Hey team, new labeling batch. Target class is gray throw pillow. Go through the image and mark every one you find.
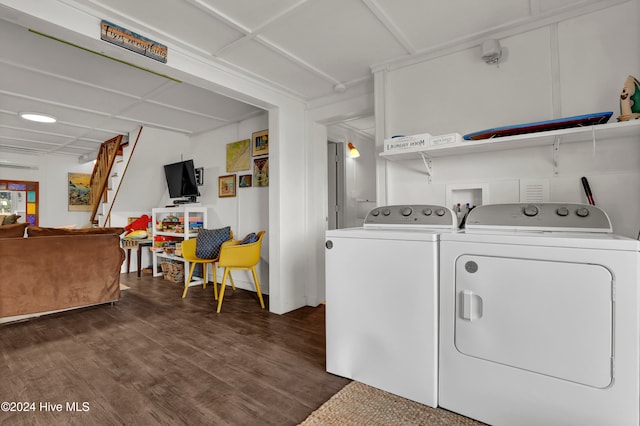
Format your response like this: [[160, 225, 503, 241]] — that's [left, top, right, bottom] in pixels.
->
[[196, 226, 230, 259]]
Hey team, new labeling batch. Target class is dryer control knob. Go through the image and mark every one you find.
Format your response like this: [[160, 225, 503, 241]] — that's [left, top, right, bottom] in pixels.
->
[[556, 207, 570, 216], [400, 207, 412, 216], [422, 208, 433, 216], [435, 209, 446, 216], [370, 209, 380, 216], [576, 207, 590, 217], [523, 205, 539, 217], [382, 209, 391, 216]]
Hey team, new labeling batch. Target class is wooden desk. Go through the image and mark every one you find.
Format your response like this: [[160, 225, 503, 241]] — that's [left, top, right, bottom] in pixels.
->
[[123, 239, 153, 277]]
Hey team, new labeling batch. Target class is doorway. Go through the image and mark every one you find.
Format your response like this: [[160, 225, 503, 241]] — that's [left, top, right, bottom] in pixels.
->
[[327, 141, 345, 230], [0, 180, 39, 225]]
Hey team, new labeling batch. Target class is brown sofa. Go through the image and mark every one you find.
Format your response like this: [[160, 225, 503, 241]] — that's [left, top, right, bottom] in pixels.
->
[[0, 223, 126, 323]]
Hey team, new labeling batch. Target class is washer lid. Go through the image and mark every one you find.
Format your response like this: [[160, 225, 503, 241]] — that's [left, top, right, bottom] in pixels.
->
[[465, 203, 612, 232], [364, 205, 457, 229]]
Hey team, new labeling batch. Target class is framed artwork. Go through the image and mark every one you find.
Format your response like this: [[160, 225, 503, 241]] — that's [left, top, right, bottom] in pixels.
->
[[239, 174, 252, 188], [252, 129, 269, 156], [218, 174, 236, 197], [253, 157, 269, 187], [68, 172, 92, 211], [226, 139, 250, 172]]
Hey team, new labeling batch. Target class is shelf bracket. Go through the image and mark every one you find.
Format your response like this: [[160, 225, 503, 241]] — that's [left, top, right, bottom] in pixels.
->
[[553, 135, 561, 175], [419, 152, 433, 182]]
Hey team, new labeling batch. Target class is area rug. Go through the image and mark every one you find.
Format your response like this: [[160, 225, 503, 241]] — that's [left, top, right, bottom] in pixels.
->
[[299, 381, 485, 425]]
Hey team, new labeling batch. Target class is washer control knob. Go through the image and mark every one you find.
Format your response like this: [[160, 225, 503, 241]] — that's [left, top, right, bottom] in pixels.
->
[[422, 208, 433, 216], [523, 205, 539, 217], [556, 207, 570, 217], [370, 209, 380, 217], [576, 207, 590, 218], [400, 207, 412, 217], [435, 208, 446, 217], [382, 209, 391, 216]]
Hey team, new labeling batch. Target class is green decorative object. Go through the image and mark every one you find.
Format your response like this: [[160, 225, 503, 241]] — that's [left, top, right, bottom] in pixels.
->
[[618, 75, 640, 121]]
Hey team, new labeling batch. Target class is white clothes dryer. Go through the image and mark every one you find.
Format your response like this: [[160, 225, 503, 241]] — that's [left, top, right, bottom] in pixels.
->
[[325, 205, 457, 407], [439, 203, 640, 426]]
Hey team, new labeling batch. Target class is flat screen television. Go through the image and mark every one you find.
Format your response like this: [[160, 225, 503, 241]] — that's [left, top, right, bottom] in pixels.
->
[[163, 159, 199, 202]]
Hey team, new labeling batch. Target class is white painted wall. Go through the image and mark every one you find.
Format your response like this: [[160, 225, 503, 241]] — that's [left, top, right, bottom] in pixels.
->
[[307, 89, 376, 305], [0, 151, 94, 227], [327, 126, 376, 229], [109, 120, 271, 292], [378, 1, 640, 238], [189, 113, 270, 294]]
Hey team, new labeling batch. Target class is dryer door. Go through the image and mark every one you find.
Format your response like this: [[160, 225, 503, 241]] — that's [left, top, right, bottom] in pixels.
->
[[454, 255, 613, 388]]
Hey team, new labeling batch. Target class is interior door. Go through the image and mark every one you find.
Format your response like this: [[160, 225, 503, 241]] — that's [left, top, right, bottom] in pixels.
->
[[454, 254, 613, 388], [327, 142, 344, 230]]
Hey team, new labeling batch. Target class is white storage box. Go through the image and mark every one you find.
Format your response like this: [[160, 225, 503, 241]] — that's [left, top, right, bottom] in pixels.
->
[[384, 133, 431, 154], [429, 133, 462, 146]]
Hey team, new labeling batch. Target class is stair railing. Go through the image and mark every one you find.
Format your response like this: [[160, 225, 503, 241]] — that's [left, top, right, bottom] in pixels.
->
[[89, 135, 123, 226]]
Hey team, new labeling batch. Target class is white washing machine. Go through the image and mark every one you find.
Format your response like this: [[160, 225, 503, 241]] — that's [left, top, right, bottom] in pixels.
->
[[439, 203, 640, 426], [325, 204, 457, 407]]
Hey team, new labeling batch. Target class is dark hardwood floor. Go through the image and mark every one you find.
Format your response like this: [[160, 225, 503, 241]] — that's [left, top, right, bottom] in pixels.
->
[[0, 273, 349, 425]]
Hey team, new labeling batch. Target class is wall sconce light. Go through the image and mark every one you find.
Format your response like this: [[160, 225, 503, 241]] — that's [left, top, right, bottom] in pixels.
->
[[481, 39, 502, 65], [348, 142, 360, 158]]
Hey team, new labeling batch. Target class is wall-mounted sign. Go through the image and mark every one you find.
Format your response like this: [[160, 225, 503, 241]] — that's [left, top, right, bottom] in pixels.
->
[[100, 20, 167, 63]]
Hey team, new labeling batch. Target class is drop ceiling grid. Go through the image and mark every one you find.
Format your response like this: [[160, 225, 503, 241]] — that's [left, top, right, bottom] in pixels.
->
[[118, 102, 228, 135], [197, 0, 304, 32], [374, 0, 533, 51], [219, 39, 335, 100], [257, 0, 407, 83], [146, 83, 262, 121], [83, 0, 245, 55]]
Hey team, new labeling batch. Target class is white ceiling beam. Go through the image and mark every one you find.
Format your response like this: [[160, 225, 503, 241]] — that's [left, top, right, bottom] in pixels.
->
[[361, 0, 416, 55]]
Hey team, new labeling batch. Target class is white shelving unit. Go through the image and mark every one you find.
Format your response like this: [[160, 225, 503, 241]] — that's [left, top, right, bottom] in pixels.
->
[[151, 206, 207, 286], [380, 119, 640, 163]]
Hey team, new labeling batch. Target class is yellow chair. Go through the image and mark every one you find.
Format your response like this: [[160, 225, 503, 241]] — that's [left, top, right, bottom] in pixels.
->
[[180, 231, 232, 299], [216, 231, 266, 313]]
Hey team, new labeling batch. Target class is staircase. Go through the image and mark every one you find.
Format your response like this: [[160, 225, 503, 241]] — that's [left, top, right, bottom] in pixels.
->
[[89, 128, 142, 227]]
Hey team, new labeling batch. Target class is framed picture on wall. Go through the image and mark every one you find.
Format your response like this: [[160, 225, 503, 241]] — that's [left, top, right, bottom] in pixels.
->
[[68, 172, 92, 211], [218, 174, 236, 197], [239, 174, 252, 188], [252, 129, 268, 156], [253, 157, 268, 187], [226, 139, 250, 172]]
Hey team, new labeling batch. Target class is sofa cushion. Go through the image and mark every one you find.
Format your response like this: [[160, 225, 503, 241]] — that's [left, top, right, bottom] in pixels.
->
[[0, 222, 27, 238], [27, 226, 125, 237], [1, 213, 20, 225], [196, 226, 230, 259]]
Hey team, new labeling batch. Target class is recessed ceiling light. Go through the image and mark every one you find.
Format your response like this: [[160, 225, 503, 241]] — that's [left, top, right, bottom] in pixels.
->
[[19, 112, 57, 123]]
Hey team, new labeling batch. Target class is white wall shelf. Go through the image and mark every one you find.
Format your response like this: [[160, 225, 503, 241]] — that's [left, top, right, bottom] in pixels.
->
[[151, 206, 207, 286], [380, 119, 640, 161]]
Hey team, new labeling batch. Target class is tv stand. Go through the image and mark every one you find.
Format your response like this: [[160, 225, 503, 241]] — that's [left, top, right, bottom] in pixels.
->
[[173, 197, 197, 205]]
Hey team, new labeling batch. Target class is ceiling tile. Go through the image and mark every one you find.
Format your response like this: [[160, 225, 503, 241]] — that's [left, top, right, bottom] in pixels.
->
[[375, 0, 531, 51], [1, 21, 171, 96], [220, 40, 335, 99], [198, 0, 303, 30], [259, 0, 407, 82], [120, 102, 228, 134], [1, 63, 143, 114], [88, 0, 244, 54], [148, 82, 263, 120]]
